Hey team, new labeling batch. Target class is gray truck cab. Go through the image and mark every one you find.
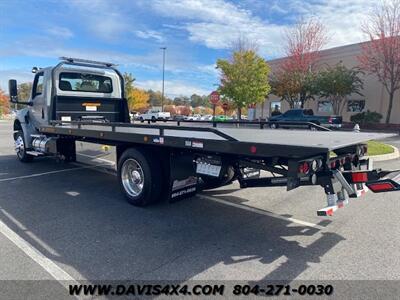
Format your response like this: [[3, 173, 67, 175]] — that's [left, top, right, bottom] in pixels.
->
[[8, 57, 129, 161]]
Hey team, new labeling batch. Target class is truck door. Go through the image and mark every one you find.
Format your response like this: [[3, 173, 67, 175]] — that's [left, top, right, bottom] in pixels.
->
[[30, 72, 46, 128]]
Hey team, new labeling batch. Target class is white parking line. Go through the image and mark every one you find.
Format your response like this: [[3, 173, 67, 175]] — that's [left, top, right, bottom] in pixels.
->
[[0, 163, 112, 183], [0, 218, 80, 288], [198, 194, 321, 228]]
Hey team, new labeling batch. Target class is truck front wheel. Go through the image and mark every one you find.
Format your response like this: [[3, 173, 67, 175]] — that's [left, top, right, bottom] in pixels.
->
[[117, 148, 162, 206], [14, 131, 33, 162]]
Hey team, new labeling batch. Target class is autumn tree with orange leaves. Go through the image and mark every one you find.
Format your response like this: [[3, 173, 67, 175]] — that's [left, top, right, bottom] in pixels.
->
[[127, 88, 149, 112], [358, 0, 400, 123], [0, 88, 10, 116]]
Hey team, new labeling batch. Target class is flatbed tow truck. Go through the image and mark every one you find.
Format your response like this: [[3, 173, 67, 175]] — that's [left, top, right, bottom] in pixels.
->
[[8, 58, 400, 216]]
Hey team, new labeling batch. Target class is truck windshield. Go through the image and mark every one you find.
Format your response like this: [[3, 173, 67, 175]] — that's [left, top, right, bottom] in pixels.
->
[[59, 72, 113, 93]]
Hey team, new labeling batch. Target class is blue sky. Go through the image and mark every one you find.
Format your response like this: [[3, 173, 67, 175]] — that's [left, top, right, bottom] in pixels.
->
[[0, 0, 375, 96]]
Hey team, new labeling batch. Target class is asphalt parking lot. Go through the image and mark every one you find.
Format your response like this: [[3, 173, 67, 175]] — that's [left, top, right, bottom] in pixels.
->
[[0, 119, 400, 297]]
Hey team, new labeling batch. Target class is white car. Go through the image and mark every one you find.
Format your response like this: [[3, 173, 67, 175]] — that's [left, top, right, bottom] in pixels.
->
[[200, 114, 213, 121], [184, 114, 201, 121], [129, 111, 139, 122], [139, 109, 171, 122]]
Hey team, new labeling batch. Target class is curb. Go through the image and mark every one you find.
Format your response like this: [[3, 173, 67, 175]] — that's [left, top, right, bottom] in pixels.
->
[[367, 145, 399, 162]]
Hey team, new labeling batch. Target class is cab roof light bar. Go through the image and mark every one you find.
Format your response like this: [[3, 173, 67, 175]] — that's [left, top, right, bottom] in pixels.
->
[[59, 57, 116, 67]]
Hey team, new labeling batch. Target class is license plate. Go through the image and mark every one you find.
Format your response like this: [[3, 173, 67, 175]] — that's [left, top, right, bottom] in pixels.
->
[[196, 163, 221, 177]]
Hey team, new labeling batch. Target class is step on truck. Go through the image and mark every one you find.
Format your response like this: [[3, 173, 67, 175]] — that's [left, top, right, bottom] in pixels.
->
[[8, 57, 400, 216]]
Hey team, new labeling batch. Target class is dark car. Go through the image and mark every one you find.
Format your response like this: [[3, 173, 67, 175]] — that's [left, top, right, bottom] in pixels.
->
[[268, 109, 342, 129], [173, 115, 185, 121]]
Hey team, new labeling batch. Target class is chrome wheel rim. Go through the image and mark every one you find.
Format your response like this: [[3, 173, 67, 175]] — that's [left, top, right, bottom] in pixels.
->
[[15, 135, 25, 158], [121, 159, 144, 197]]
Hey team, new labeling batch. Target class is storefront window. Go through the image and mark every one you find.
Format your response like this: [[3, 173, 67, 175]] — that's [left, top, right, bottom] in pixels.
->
[[318, 101, 333, 113], [347, 100, 365, 112], [270, 101, 282, 116]]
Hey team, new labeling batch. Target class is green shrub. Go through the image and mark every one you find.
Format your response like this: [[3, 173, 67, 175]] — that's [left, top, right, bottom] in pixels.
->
[[350, 110, 382, 125]]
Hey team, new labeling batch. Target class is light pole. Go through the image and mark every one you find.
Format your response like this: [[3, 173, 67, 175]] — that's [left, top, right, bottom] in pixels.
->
[[160, 47, 166, 112]]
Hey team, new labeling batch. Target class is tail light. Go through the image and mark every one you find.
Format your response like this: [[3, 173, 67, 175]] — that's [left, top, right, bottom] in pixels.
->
[[328, 117, 333, 123], [298, 161, 310, 174], [351, 172, 368, 183]]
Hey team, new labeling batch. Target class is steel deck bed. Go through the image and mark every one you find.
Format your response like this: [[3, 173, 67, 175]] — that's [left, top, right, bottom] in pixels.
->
[[40, 121, 394, 159]]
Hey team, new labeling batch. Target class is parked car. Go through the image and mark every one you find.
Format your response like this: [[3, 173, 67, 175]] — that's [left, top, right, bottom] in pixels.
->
[[139, 109, 171, 122], [213, 115, 228, 122], [185, 114, 201, 121], [173, 115, 185, 121], [200, 114, 213, 121], [129, 111, 139, 122], [268, 109, 342, 129]]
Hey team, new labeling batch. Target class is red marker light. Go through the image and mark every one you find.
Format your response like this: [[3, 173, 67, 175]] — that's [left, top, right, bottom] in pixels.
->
[[351, 172, 368, 183], [298, 162, 310, 174], [367, 182, 395, 192], [250, 145, 257, 154]]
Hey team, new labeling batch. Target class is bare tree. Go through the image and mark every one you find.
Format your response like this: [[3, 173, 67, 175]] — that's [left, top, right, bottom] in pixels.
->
[[230, 35, 259, 53], [358, 0, 400, 123]]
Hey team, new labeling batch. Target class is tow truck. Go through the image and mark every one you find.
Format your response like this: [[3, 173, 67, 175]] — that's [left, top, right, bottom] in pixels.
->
[[8, 57, 400, 216]]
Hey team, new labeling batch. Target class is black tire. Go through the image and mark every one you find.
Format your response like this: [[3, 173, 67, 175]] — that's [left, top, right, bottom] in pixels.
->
[[117, 148, 162, 206], [14, 130, 34, 162], [140, 117, 144, 123], [151, 116, 156, 123], [201, 165, 235, 190], [270, 123, 279, 129]]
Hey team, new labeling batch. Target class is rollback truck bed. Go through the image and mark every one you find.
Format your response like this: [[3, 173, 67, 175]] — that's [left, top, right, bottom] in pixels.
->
[[8, 57, 400, 216]]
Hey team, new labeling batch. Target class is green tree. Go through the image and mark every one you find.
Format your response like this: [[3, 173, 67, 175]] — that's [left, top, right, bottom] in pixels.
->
[[173, 96, 190, 106], [316, 64, 364, 115], [147, 90, 163, 106], [270, 70, 318, 108], [216, 50, 271, 119], [123, 73, 135, 105], [190, 94, 207, 107], [17, 82, 32, 101]]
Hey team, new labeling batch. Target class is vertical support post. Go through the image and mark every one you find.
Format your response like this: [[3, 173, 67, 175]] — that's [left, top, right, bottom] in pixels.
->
[[212, 104, 216, 128], [160, 47, 166, 112]]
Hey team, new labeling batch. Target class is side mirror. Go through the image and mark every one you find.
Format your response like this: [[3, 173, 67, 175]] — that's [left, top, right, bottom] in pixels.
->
[[8, 79, 18, 102]]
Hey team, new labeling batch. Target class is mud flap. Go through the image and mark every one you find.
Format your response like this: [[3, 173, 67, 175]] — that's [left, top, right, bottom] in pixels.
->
[[169, 151, 198, 202]]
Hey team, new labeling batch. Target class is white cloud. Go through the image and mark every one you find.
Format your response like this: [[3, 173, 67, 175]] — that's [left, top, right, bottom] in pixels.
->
[[197, 64, 219, 77], [151, 0, 377, 57], [66, 0, 128, 40], [135, 30, 164, 42], [136, 80, 210, 97], [46, 26, 74, 39], [302, 0, 375, 48], [152, 0, 286, 57]]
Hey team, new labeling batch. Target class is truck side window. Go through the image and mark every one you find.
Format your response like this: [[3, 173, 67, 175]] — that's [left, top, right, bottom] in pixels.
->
[[32, 73, 44, 98]]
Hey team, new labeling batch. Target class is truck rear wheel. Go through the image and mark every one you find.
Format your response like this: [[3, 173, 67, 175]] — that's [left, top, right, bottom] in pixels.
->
[[117, 148, 162, 206], [14, 131, 34, 162]]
